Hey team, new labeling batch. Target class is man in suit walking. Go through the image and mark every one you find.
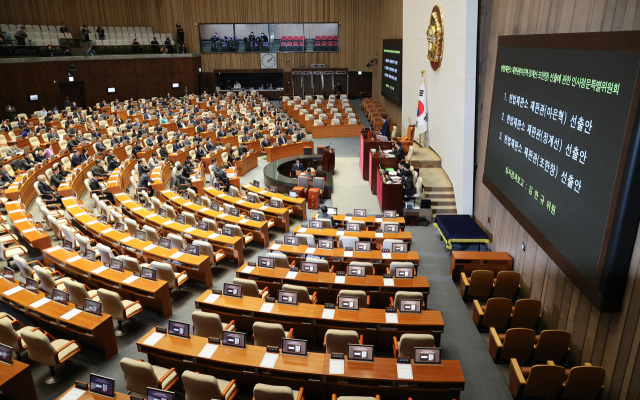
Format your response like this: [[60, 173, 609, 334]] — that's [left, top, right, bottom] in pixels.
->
[[380, 114, 390, 138]]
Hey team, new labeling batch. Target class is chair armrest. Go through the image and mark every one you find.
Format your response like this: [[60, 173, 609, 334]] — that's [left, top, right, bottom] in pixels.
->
[[488, 327, 502, 362], [30, 327, 55, 341], [289, 260, 296, 268], [509, 359, 526, 399], [221, 379, 238, 400], [359, 334, 364, 344], [174, 271, 187, 284], [157, 367, 177, 387], [366, 294, 370, 307], [224, 320, 236, 331], [332, 395, 337, 400], [472, 300, 484, 328], [54, 340, 82, 363], [329, 265, 335, 273], [460, 273, 470, 298], [286, 328, 294, 339], [389, 296, 395, 308], [376, 396, 380, 400], [386, 267, 390, 274], [310, 292, 318, 304], [296, 387, 304, 400], [123, 300, 141, 310], [259, 286, 269, 298], [392, 336, 399, 358]]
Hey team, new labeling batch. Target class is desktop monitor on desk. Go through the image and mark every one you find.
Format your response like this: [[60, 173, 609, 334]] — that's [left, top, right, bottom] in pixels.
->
[[282, 338, 308, 356], [348, 344, 374, 362], [141, 267, 157, 281], [110, 259, 124, 272], [52, 288, 69, 306], [346, 222, 361, 232], [25, 277, 39, 294], [327, 207, 338, 215], [168, 320, 190, 339], [398, 299, 422, 313], [158, 237, 172, 250], [300, 261, 318, 274], [84, 249, 97, 262], [354, 209, 367, 217], [414, 347, 441, 365], [355, 241, 371, 252], [147, 388, 175, 400], [258, 256, 274, 269], [392, 243, 409, 253], [222, 331, 246, 348], [223, 283, 242, 298], [175, 215, 187, 225], [62, 239, 74, 252], [251, 212, 264, 222], [284, 236, 299, 246], [0, 343, 12, 365], [338, 296, 360, 310], [229, 207, 240, 217], [186, 244, 200, 256], [384, 224, 399, 233], [135, 230, 147, 241], [114, 222, 125, 233], [158, 208, 168, 218], [277, 290, 298, 305], [309, 220, 323, 229], [318, 239, 334, 249], [383, 210, 397, 218], [347, 265, 366, 277], [196, 221, 209, 231], [253, 180, 260, 187], [395, 266, 414, 278], [85, 298, 102, 316], [289, 191, 299, 198]]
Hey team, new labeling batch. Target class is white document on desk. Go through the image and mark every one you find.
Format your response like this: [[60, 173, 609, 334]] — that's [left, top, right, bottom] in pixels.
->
[[183, 202, 193, 206], [336, 231, 344, 236], [376, 218, 383, 223], [285, 271, 298, 280], [198, 343, 219, 359], [298, 227, 307, 233], [91, 266, 109, 274], [397, 363, 414, 380], [344, 216, 352, 221], [143, 244, 157, 251], [30, 297, 52, 308], [121, 236, 135, 243], [122, 275, 140, 284], [383, 278, 395, 287], [170, 251, 185, 260], [203, 293, 220, 304], [259, 302, 275, 313], [162, 220, 173, 226], [45, 246, 62, 253], [23, 228, 37, 233], [132, 207, 144, 211], [86, 220, 100, 226], [102, 228, 114, 234], [259, 205, 268, 210], [184, 227, 196, 233], [143, 332, 165, 346], [385, 313, 399, 324], [236, 200, 245, 204], [260, 352, 279, 368], [76, 212, 87, 217], [242, 266, 255, 274], [60, 308, 82, 321], [305, 247, 315, 254], [375, 232, 384, 238], [15, 218, 28, 223], [218, 213, 229, 218], [200, 207, 210, 213], [382, 253, 392, 259], [208, 233, 220, 239], [322, 308, 335, 319], [329, 358, 345, 374], [343, 251, 353, 257], [146, 213, 157, 219], [3, 286, 23, 296], [238, 218, 249, 224], [60, 388, 87, 400], [259, 190, 268, 194], [65, 255, 83, 263], [270, 244, 281, 250], [334, 276, 346, 284]]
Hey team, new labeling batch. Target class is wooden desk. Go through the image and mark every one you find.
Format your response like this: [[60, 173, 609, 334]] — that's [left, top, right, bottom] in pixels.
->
[[268, 242, 419, 271], [360, 132, 393, 181], [0, 359, 37, 400], [115, 193, 244, 266], [195, 292, 444, 346], [235, 150, 259, 177], [450, 251, 513, 280], [42, 246, 173, 319], [136, 328, 464, 400], [107, 158, 135, 194], [61, 197, 213, 287], [236, 263, 429, 308], [5, 201, 52, 250], [242, 184, 307, 220], [168, 144, 196, 166], [0, 278, 118, 359], [204, 186, 291, 232], [57, 159, 95, 198], [292, 225, 412, 247], [56, 386, 129, 400], [265, 141, 314, 162], [369, 151, 399, 195], [377, 168, 404, 215], [311, 124, 364, 138], [318, 213, 406, 229]]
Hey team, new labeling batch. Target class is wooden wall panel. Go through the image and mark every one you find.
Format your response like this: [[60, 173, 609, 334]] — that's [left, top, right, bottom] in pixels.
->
[[0, 0, 402, 124], [0, 56, 199, 116], [475, 0, 640, 398]]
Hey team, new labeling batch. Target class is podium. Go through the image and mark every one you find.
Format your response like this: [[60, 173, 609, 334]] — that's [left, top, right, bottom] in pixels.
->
[[308, 188, 321, 210], [318, 146, 335, 173]]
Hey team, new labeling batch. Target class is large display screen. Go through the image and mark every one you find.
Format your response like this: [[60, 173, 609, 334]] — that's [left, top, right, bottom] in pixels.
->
[[482, 32, 640, 311], [381, 39, 402, 105]]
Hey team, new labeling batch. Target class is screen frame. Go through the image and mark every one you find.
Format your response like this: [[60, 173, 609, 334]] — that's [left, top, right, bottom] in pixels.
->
[[167, 320, 190, 339], [482, 32, 640, 312], [147, 388, 175, 400], [89, 373, 116, 398], [380, 38, 403, 106], [398, 298, 422, 313], [221, 330, 246, 348], [141, 266, 157, 281], [414, 347, 442, 365], [223, 282, 242, 297], [281, 338, 308, 357], [52, 288, 69, 305], [337, 296, 359, 310], [347, 344, 375, 362], [277, 290, 299, 305], [0, 343, 12, 365], [85, 298, 102, 316], [258, 256, 275, 269]]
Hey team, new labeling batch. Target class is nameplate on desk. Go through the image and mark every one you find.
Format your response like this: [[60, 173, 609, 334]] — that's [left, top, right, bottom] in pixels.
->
[[259, 190, 268, 194], [120, 236, 135, 243], [200, 207, 211, 213], [207, 233, 220, 240], [74, 381, 89, 390], [208, 337, 220, 344], [260, 301, 275, 313], [375, 232, 384, 238], [62, 196, 74, 201], [143, 244, 157, 251], [203, 293, 220, 304], [67, 204, 79, 209], [385, 312, 399, 324]]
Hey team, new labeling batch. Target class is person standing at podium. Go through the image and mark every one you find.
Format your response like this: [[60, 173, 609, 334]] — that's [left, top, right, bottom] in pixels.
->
[[291, 158, 304, 177]]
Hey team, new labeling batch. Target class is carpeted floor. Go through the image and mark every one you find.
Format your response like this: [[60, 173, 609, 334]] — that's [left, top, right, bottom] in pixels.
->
[[0, 98, 511, 400]]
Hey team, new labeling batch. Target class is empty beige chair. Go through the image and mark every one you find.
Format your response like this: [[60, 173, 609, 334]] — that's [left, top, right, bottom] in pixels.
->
[[232, 277, 269, 298], [75, 234, 98, 257], [33, 265, 75, 295], [64, 280, 99, 305], [338, 236, 358, 248], [163, 204, 178, 219], [13, 255, 59, 282], [472, 297, 513, 330], [118, 255, 149, 274], [191, 310, 235, 338], [282, 283, 317, 304], [560, 363, 606, 400], [167, 233, 186, 250], [510, 298, 542, 329], [324, 329, 362, 354], [143, 225, 161, 243], [392, 333, 435, 358], [388, 261, 415, 276], [253, 383, 304, 400], [124, 217, 139, 235], [460, 270, 495, 299], [150, 197, 162, 213], [21, 329, 81, 384], [314, 217, 333, 228], [97, 288, 143, 335], [390, 291, 425, 310], [269, 252, 292, 269], [187, 188, 197, 201], [0, 316, 33, 360], [489, 327, 537, 362], [182, 211, 197, 226], [302, 258, 331, 272], [337, 289, 369, 308], [253, 321, 293, 348], [120, 357, 178, 395], [182, 370, 239, 400], [96, 243, 118, 265], [150, 261, 188, 290], [381, 238, 403, 251], [509, 359, 566, 400], [295, 233, 315, 247], [348, 261, 375, 275], [193, 239, 223, 265], [331, 119, 340, 125], [493, 270, 521, 299]]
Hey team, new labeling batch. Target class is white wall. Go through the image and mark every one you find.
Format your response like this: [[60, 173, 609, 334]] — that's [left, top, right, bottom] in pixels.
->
[[402, 0, 477, 214]]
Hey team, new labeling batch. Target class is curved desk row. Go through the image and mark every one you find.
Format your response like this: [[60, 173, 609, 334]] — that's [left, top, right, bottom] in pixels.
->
[[5, 201, 52, 250], [137, 328, 464, 400], [61, 197, 213, 287], [291, 225, 413, 247], [265, 140, 315, 162], [267, 243, 420, 272], [0, 274, 118, 359], [195, 291, 443, 347], [115, 193, 244, 266], [204, 186, 292, 232], [235, 263, 429, 308], [314, 213, 406, 229], [242, 183, 307, 220], [158, 189, 272, 248]]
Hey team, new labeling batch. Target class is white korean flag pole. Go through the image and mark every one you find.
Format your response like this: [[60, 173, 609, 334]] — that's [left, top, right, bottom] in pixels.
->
[[415, 70, 428, 147]]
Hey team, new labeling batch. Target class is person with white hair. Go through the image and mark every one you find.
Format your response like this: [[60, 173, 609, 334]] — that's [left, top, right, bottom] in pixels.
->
[[37, 174, 62, 204]]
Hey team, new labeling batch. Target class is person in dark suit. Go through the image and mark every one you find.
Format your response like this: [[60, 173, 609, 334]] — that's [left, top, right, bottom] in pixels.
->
[[293, 130, 304, 142], [89, 176, 114, 203], [95, 138, 107, 153], [132, 140, 144, 158], [317, 206, 336, 228], [176, 119, 186, 129], [260, 136, 271, 151], [96, 25, 105, 40], [66, 135, 80, 152], [49, 165, 65, 188], [380, 114, 390, 138], [277, 132, 287, 146], [79, 148, 89, 163], [108, 155, 120, 171], [175, 165, 194, 190], [194, 145, 206, 161], [204, 139, 215, 152], [33, 149, 46, 163], [70, 149, 83, 168], [158, 143, 169, 159], [137, 159, 149, 175], [91, 160, 109, 179], [394, 141, 405, 163], [138, 172, 155, 196], [402, 169, 415, 200], [291, 158, 304, 177], [37, 175, 61, 204], [217, 167, 230, 191], [0, 164, 14, 189]]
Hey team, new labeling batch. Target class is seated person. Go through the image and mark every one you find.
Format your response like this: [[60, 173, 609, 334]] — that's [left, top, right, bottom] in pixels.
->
[[48, 165, 65, 189], [91, 159, 109, 179], [317, 205, 336, 228], [108, 155, 121, 171], [89, 175, 114, 203], [0, 164, 14, 189], [175, 165, 194, 190], [37, 175, 62, 204], [137, 171, 155, 197]]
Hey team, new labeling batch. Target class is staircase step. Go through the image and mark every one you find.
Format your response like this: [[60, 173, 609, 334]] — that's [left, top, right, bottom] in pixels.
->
[[429, 199, 456, 206], [423, 190, 455, 199], [432, 205, 457, 215]]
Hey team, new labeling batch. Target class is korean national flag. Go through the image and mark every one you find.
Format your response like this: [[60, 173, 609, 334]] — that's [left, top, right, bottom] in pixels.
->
[[416, 80, 428, 135]]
